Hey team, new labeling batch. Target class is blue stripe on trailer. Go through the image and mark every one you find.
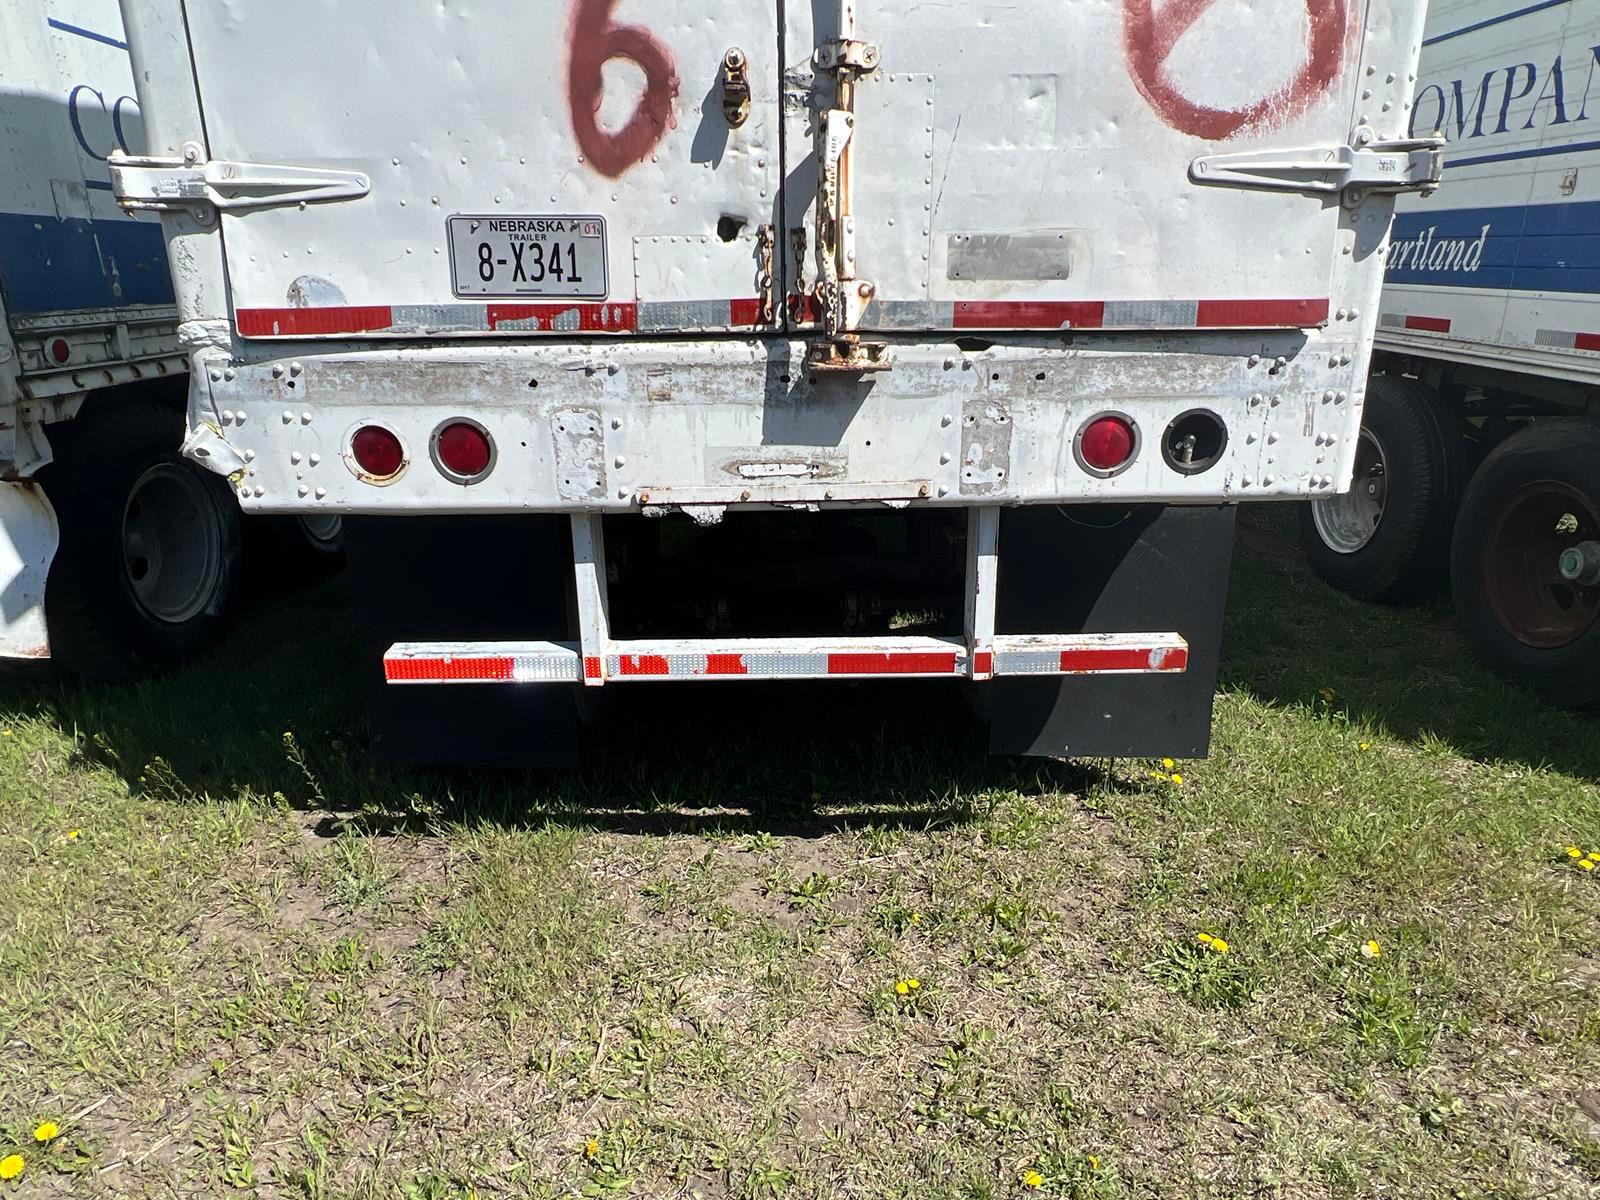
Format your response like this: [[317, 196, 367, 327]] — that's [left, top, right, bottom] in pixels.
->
[[45, 17, 129, 51], [0, 211, 172, 313], [1447, 139, 1600, 171], [1387, 200, 1600, 296]]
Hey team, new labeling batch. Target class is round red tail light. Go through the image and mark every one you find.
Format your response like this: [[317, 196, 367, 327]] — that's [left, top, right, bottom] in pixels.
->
[[432, 420, 494, 482], [1076, 413, 1139, 476], [350, 425, 406, 480]]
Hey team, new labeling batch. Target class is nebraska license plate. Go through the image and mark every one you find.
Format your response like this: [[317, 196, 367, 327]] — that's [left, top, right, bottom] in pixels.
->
[[447, 215, 608, 299]]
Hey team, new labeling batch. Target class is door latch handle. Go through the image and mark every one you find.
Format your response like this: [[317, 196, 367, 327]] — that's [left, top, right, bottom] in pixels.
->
[[721, 48, 751, 128]]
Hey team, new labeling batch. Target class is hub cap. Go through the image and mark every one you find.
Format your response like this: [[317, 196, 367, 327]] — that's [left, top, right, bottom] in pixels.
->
[[122, 462, 226, 624], [1312, 427, 1387, 554], [1485, 482, 1600, 649]]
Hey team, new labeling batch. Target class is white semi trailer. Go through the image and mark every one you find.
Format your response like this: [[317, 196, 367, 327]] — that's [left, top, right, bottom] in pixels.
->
[[1302, 0, 1600, 710], [101, 0, 1436, 765], [0, 0, 340, 678]]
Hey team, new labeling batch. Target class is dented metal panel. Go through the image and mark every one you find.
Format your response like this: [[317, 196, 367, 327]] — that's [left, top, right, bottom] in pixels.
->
[[0, 481, 58, 660]]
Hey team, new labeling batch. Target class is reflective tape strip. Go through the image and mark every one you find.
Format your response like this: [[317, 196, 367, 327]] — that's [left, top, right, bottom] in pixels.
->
[[1401, 314, 1452, 333], [946, 298, 1329, 331], [385, 634, 1187, 684], [990, 635, 1189, 677], [1537, 328, 1600, 351], [237, 300, 761, 338]]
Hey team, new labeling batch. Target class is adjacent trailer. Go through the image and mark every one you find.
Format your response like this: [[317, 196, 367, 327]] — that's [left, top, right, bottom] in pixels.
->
[[113, 0, 1436, 763], [0, 0, 342, 677], [1303, 0, 1600, 709]]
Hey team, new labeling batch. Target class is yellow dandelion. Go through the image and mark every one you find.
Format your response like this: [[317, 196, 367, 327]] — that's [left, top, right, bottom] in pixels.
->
[[1022, 1169, 1044, 1189], [1569, 847, 1585, 859], [909, 912, 922, 925], [1170, 773, 1185, 785], [1161, 757, 1175, 770], [65, 830, 80, 841], [32, 1122, 58, 1143], [1197, 932, 1215, 946], [584, 1138, 599, 1159], [1, 728, 11, 737], [1358, 741, 1373, 752], [1589, 851, 1600, 863], [1209, 938, 1230, 954], [1580, 860, 1596, 873], [1360, 939, 1381, 959], [907, 978, 922, 990], [1148, 770, 1169, 781], [1088, 1155, 1100, 1171], [0, 1155, 23, 1181], [895, 980, 910, 996]]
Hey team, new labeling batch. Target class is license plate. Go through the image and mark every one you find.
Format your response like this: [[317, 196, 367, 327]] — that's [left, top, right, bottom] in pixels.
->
[[447, 215, 608, 300]]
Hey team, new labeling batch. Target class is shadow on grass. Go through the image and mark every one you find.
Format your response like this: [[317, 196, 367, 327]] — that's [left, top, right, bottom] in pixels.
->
[[2, 506, 1593, 825], [1225, 508, 1600, 782], [0, 573, 1091, 835]]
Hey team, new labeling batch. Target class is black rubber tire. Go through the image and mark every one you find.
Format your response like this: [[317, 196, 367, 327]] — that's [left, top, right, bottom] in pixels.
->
[[1298, 374, 1463, 602], [1450, 419, 1600, 711], [40, 399, 242, 680]]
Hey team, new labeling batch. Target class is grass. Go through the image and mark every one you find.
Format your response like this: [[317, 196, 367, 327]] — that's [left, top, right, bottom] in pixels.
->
[[1, 507, 1599, 1198]]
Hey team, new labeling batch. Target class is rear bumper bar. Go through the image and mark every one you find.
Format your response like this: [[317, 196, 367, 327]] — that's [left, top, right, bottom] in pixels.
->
[[383, 632, 1190, 686]]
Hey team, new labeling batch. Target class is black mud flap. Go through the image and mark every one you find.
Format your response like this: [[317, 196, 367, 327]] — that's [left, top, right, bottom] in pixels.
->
[[989, 504, 1236, 760], [344, 516, 578, 768]]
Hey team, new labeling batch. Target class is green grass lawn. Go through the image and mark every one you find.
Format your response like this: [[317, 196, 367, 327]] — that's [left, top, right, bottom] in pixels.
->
[[2, 509, 1599, 1199]]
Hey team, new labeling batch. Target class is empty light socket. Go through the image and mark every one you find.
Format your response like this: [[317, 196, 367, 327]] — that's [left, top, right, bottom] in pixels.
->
[[1162, 410, 1228, 476]]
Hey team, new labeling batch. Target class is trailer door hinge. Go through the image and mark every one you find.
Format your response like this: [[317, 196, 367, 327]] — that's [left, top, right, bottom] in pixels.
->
[[110, 144, 371, 219], [1189, 129, 1445, 204]]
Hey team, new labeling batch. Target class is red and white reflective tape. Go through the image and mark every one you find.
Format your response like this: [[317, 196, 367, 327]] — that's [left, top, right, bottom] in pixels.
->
[[238, 296, 1329, 339], [383, 633, 1189, 685], [1536, 328, 1600, 353], [1381, 312, 1452, 334]]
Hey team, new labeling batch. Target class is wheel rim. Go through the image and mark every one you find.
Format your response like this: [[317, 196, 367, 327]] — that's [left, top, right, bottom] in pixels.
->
[[297, 514, 344, 551], [121, 462, 226, 624], [1483, 481, 1600, 649], [1312, 427, 1388, 554]]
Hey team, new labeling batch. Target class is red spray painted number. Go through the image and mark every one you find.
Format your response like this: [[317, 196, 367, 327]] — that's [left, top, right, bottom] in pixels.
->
[[1124, 0, 1347, 140], [567, 0, 681, 177]]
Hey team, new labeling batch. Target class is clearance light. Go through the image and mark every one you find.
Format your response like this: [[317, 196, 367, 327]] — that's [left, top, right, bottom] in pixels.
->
[[1076, 413, 1139, 476]]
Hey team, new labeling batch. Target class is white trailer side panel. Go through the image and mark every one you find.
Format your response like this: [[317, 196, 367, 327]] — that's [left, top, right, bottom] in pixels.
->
[[1380, 0, 1600, 384]]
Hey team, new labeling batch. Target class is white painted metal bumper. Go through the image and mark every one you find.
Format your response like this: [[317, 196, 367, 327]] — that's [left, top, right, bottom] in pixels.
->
[[193, 332, 1368, 516], [0, 482, 58, 661], [383, 633, 1190, 685]]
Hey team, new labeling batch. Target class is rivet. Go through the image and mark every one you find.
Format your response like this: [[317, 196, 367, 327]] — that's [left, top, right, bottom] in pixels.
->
[[209, 369, 222, 382], [941, 414, 953, 426], [314, 487, 326, 500], [1336, 391, 1348, 404], [1323, 390, 1335, 403], [1264, 475, 1276, 486], [1336, 308, 1349, 321], [309, 453, 321, 466], [617, 487, 629, 499], [740, 490, 751, 501], [235, 411, 247, 425], [1348, 308, 1360, 320], [938, 484, 950, 497], [611, 418, 622, 430], [614, 456, 626, 468], [1250, 393, 1263, 405], [289, 362, 303, 377], [291, 450, 303, 464], [1242, 475, 1255, 487], [223, 368, 236, 381], [1248, 354, 1261, 367], [1270, 395, 1281, 407], [1267, 432, 1279, 445], [939, 451, 952, 464], [220, 409, 234, 424], [301, 412, 312, 424], [1246, 433, 1257, 445], [272, 364, 285, 378], [253, 486, 265, 497], [298, 485, 309, 497], [243, 448, 256, 462], [237, 486, 249, 499], [282, 410, 294, 423]]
